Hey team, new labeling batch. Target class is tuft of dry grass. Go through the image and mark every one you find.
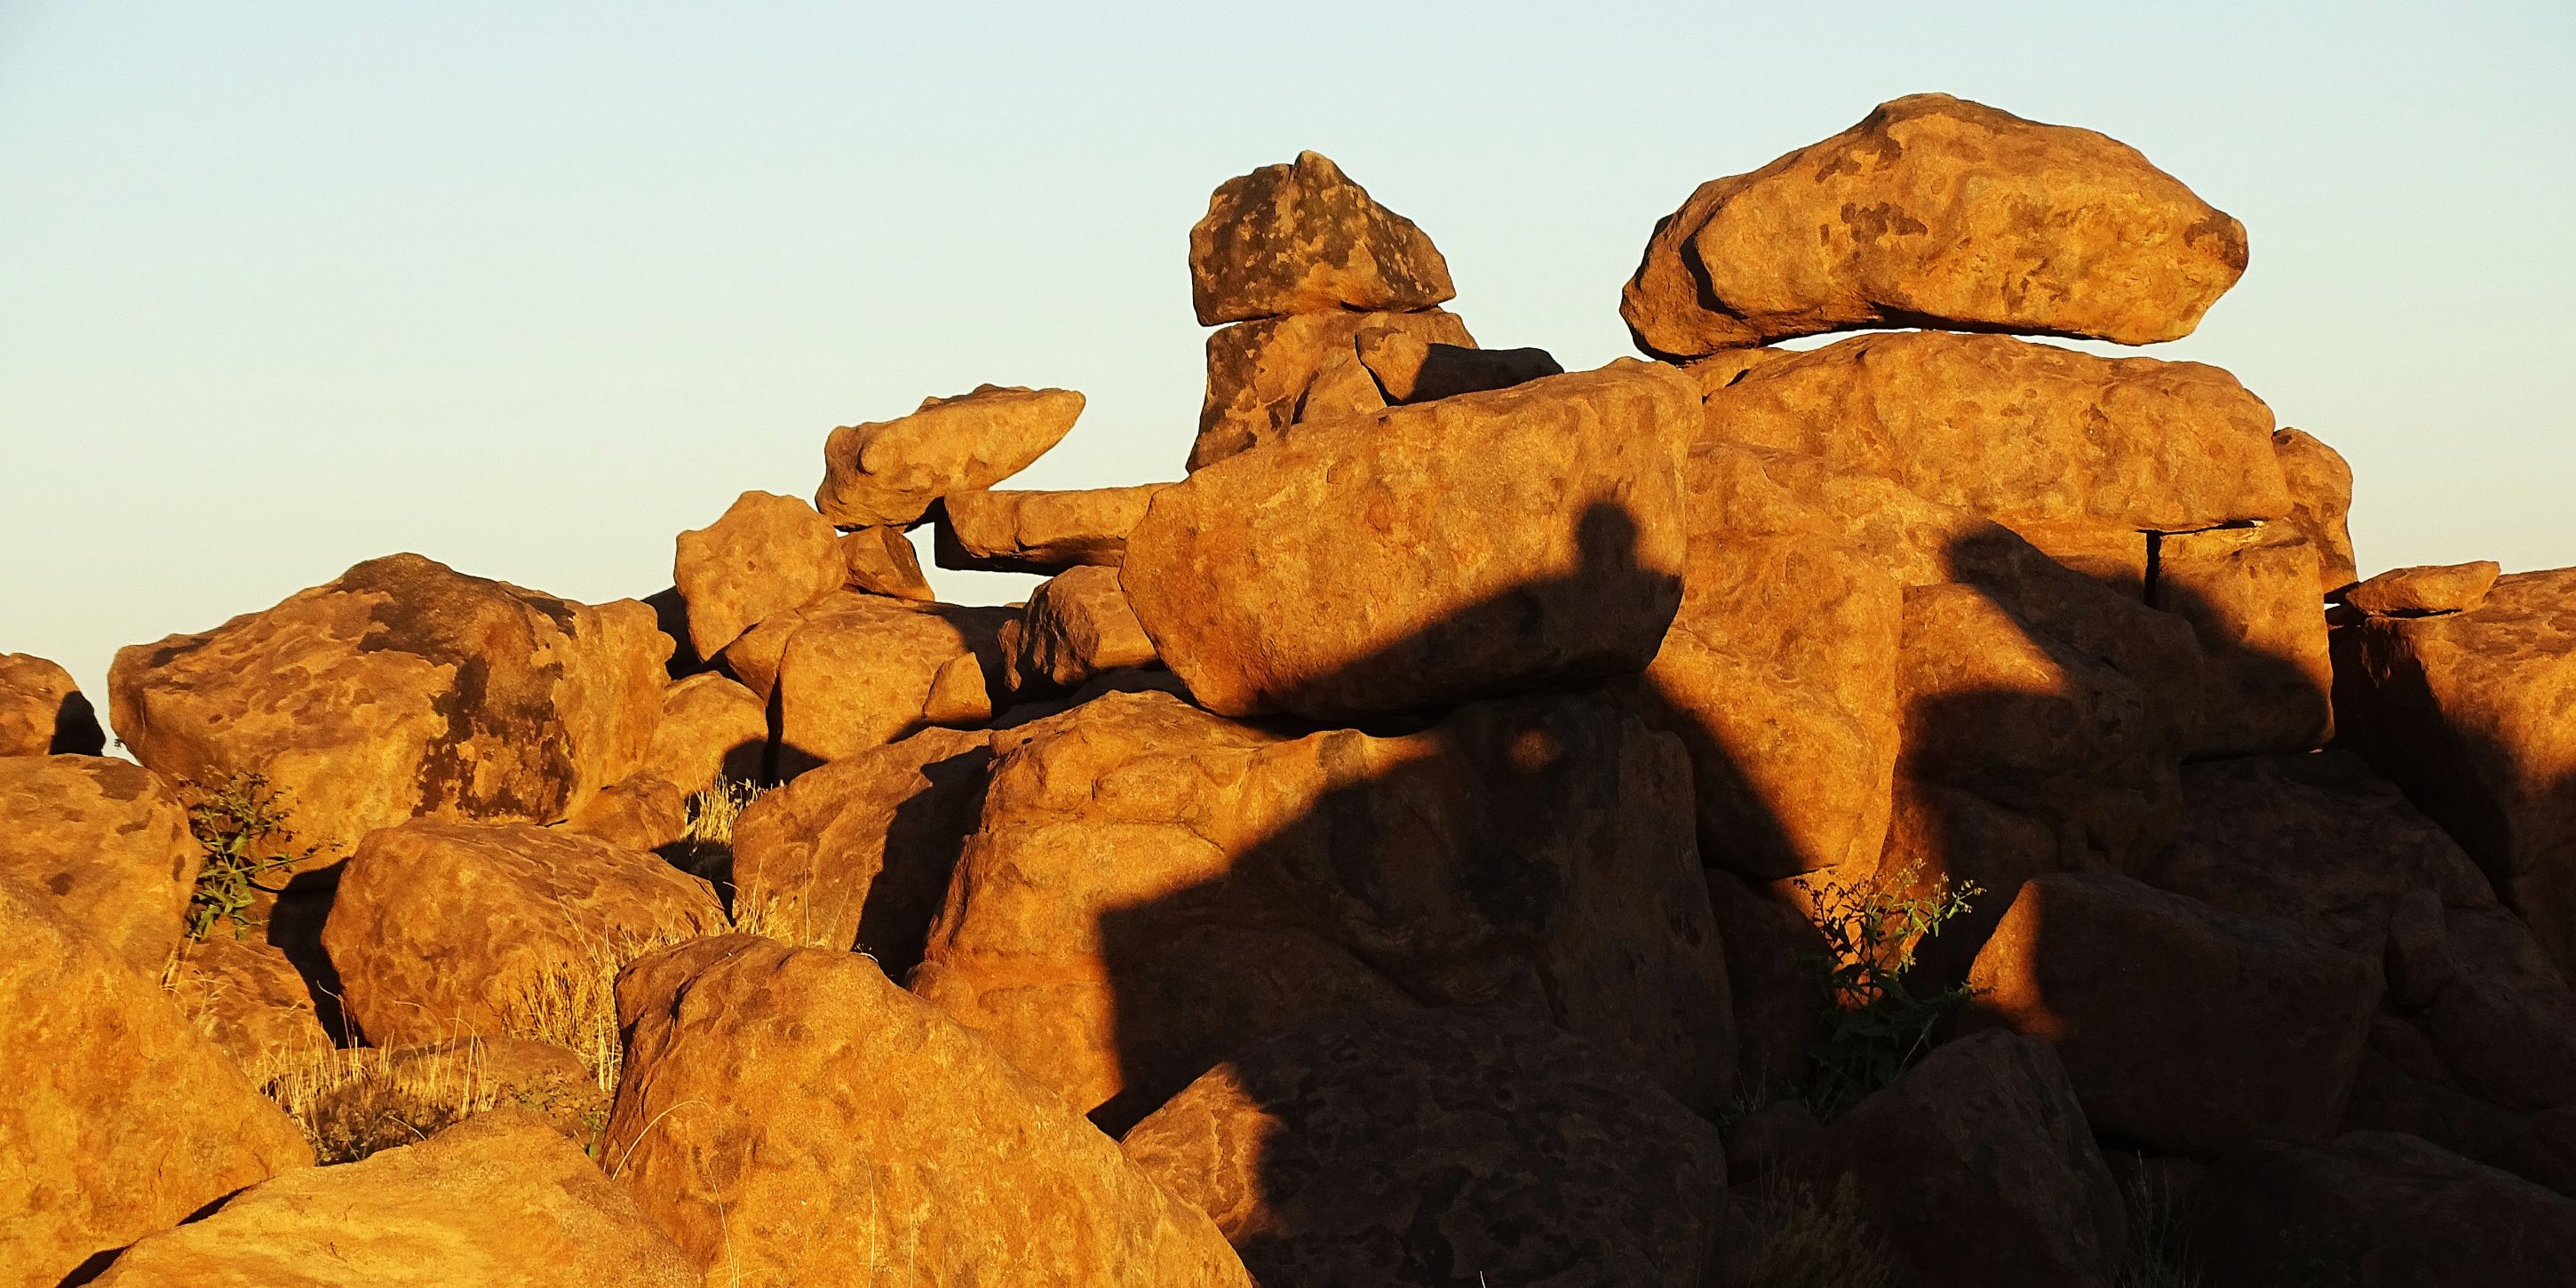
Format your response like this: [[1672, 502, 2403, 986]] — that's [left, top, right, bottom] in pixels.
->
[[262, 1043, 506, 1165], [1732, 1173, 1902, 1288], [664, 776, 766, 886], [2116, 1162, 2202, 1288], [503, 928, 704, 1094]]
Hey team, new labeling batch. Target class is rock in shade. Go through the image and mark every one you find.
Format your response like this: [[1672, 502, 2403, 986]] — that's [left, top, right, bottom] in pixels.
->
[[603, 935, 1255, 1287], [90, 1108, 699, 1288], [771, 597, 1010, 773], [671, 490, 844, 660], [1620, 93, 2246, 356], [815, 384, 1084, 529], [1354, 327, 1564, 402], [636, 672, 767, 796], [1007, 565, 1159, 695], [1964, 871, 2379, 1154], [0, 878, 313, 1288], [321, 818, 726, 1046], [0, 652, 103, 757], [110, 553, 668, 858], [1123, 1007, 1731, 1288], [2183, 1132, 2576, 1288], [1188, 150, 1455, 326], [1194, 307, 1474, 472], [0, 755, 198, 974], [934, 483, 1170, 574], [838, 523, 937, 600], [2342, 560, 2502, 617], [1126, 360, 1697, 720], [2153, 522, 2334, 756], [2272, 426, 2359, 592]]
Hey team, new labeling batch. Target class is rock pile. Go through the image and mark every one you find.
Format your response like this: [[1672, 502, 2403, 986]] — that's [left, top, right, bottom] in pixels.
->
[[5, 94, 2572, 1286]]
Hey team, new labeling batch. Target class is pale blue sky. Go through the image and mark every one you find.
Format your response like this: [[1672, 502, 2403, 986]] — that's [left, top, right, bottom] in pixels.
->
[[4, 3, 2571, 705]]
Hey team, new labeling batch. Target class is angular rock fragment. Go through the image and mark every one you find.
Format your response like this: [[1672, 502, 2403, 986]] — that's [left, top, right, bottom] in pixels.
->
[[2342, 560, 2501, 617], [0, 755, 198, 974], [1007, 565, 1159, 694], [838, 523, 936, 600], [1189, 150, 1454, 325], [935, 483, 1168, 574], [771, 597, 1009, 772], [1194, 307, 1474, 471], [2185, 1132, 2576, 1288], [636, 672, 767, 795], [671, 489, 843, 659], [0, 651, 103, 757], [2272, 426, 2358, 592], [2153, 522, 2333, 755], [815, 384, 1083, 529], [560, 773, 687, 853]]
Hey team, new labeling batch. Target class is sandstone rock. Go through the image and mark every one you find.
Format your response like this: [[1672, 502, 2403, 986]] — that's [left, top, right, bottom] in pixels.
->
[[815, 384, 1084, 529], [1621, 93, 2246, 356], [1704, 870, 1825, 1093], [91, 1107, 697, 1287], [636, 672, 767, 795], [2333, 568, 2576, 971], [1129, 360, 1697, 720], [1189, 150, 1454, 326], [1009, 566, 1159, 694], [2185, 1131, 2576, 1287], [321, 818, 725, 1046], [560, 774, 687, 853], [604, 934, 1253, 1286], [1194, 307, 1474, 471], [728, 726, 990, 970], [1776, 1030, 2128, 1288], [671, 490, 843, 660], [2153, 522, 2333, 755], [1965, 871, 2378, 1153], [935, 483, 1169, 574], [111, 554, 667, 858], [164, 930, 336, 1079], [0, 651, 103, 756], [1354, 327, 1563, 402], [1697, 331, 2291, 539], [713, 592, 842, 701], [0, 878, 312, 1288], [911, 690, 1730, 1129], [1293, 342, 1389, 424], [2344, 560, 2502, 617], [838, 523, 936, 600], [2273, 426, 2359, 592], [0, 755, 197, 974], [772, 597, 1009, 773], [1124, 1007, 1730, 1288]]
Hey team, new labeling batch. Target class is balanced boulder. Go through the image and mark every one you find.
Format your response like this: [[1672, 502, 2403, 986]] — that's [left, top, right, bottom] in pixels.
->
[[2343, 560, 2502, 617], [0, 755, 197, 973], [815, 384, 1083, 529], [0, 651, 103, 756], [1189, 150, 1453, 326], [935, 482, 1170, 574], [671, 489, 843, 659]]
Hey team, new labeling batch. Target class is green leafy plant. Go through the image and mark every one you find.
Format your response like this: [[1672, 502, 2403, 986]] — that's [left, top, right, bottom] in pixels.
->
[[180, 772, 318, 942], [1793, 860, 1982, 1117]]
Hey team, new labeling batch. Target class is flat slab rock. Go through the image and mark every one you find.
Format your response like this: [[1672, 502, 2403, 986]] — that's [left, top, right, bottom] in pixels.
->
[[1188, 150, 1454, 326], [815, 384, 1082, 529], [934, 482, 1169, 575], [2342, 560, 2501, 616]]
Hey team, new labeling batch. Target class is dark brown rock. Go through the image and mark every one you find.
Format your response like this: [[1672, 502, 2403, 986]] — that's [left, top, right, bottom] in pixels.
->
[[1194, 307, 1474, 472], [0, 652, 103, 757], [815, 384, 1084, 529], [670, 489, 843, 660], [2344, 560, 2503, 617], [0, 755, 197, 974], [934, 483, 1169, 574], [1189, 150, 1454, 326], [2185, 1131, 2576, 1287]]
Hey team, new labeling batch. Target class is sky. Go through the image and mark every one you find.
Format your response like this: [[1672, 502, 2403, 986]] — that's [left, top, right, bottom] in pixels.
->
[[4, 3, 2572, 710]]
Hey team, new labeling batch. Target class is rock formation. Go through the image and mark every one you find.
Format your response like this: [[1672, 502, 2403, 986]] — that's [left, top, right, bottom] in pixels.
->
[[0, 652, 103, 757]]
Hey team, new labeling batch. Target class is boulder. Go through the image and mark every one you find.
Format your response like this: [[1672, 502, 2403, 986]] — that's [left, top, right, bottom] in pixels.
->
[[0, 651, 103, 756], [0, 755, 197, 973], [2185, 1132, 2576, 1288], [1620, 93, 2246, 356], [90, 1108, 698, 1287], [1354, 328, 1564, 402], [164, 930, 337, 1079], [2344, 1032, 2576, 1196], [838, 523, 936, 600], [2152, 522, 2334, 755], [728, 726, 990, 970], [815, 384, 1084, 529], [635, 672, 767, 796], [1188, 150, 1454, 326], [935, 483, 1170, 574], [1964, 871, 2379, 1154], [1194, 307, 1474, 471], [603, 935, 1254, 1286], [321, 818, 726, 1046], [110, 553, 668, 858], [1007, 565, 1159, 694], [2272, 426, 2359, 592], [559, 774, 687, 853], [1124, 1007, 1730, 1288], [1774, 1030, 2128, 1288], [1127, 360, 1697, 720], [2333, 567, 2576, 971], [0, 878, 312, 1288], [670, 489, 843, 660], [911, 690, 1730, 1130], [772, 597, 1010, 773], [2344, 560, 2502, 617], [1703, 870, 1825, 1093]]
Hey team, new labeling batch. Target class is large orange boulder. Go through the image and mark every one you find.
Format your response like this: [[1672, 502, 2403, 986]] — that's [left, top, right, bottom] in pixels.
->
[[1126, 361, 1697, 720], [1188, 150, 1453, 326], [935, 483, 1170, 574], [1965, 872, 2378, 1153], [2273, 426, 2359, 592], [604, 935, 1254, 1286], [0, 652, 103, 756], [0, 878, 313, 1288], [1194, 307, 1475, 471], [1124, 1007, 1730, 1288], [772, 597, 1009, 772], [90, 1108, 698, 1287], [109, 554, 668, 858], [670, 489, 843, 659], [321, 818, 725, 1046], [911, 690, 1729, 1130], [1621, 93, 2246, 356], [815, 384, 1083, 529], [635, 672, 767, 795], [0, 755, 197, 973], [2152, 522, 2334, 756], [1006, 565, 1159, 695], [164, 929, 338, 1078]]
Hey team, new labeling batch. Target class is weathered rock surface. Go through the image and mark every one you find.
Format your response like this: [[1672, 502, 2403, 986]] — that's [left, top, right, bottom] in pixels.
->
[[1965, 871, 2378, 1153], [111, 554, 668, 857], [935, 483, 1170, 574], [1124, 1007, 1730, 1288], [165, 930, 337, 1077], [1, 878, 313, 1288], [2344, 560, 2501, 617], [636, 672, 767, 795], [2333, 568, 2576, 971], [815, 384, 1084, 529], [1129, 360, 1697, 720], [728, 726, 990, 970], [1703, 870, 1825, 1093], [0, 652, 103, 756], [0, 754, 198, 973], [1776, 1030, 2128, 1288], [2185, 1131, 2576, 1288], [2153, 522, 2333, 756], [1189, 150, 1453, 326], [321, 818, 725, 1046], [2273, 426, 2359, 592], [911, 690, 1730, 1130], [605, 935, 1254, 1286], [838, 523, 936, 600], [1194, 307, 1474, 471], [1621, 93, 2246, 356], [2344, 1022, 2576, 1196], [671, 489, 843, 660], [91, 1108, 698, 1288], [560, 773, 687, 853], [1007, 565, 1159, 694], [1355, 327, 1563, 402], [772, 597, 1009, 773]]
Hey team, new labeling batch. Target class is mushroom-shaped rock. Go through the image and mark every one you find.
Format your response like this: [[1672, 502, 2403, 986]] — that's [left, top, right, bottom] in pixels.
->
[[771, 597, 1009, 773], [603, 935, 1255, 1286], [2273, 426, 2359, 593], [1123, 1007, 1730, 1288], [1007, 565, 1159, 695], [934, 483, 1170, 575], [1195, 307, 1474, 472], [2343, 561, 2503, 617], [1621, 93, 2246, 356], [671, 489, 844, 659], [1189, 150, 1455, 326], [636, 672, 767, 796], [0, 652, 103, 757], [815, 384, 1083, 529], [0, 755, 198, 973]]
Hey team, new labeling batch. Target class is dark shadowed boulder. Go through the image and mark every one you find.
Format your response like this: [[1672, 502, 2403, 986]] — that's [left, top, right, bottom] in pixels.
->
[[2185, 1132, 2576, 1288]]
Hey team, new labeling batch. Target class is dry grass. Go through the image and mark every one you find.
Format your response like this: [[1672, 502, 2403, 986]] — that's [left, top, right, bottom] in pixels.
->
[[664, 776, 766, 885], [1733, 1173, 1902, 1288], [503, 927, 705, 1094], [262, 1042, 509, 1165], [2116, 1163, 2201, 1288]]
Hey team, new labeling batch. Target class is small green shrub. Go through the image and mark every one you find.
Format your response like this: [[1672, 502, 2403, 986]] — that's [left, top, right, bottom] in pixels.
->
[[1793, 860, 1982, 1117], [180, 772, 319, 942]]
